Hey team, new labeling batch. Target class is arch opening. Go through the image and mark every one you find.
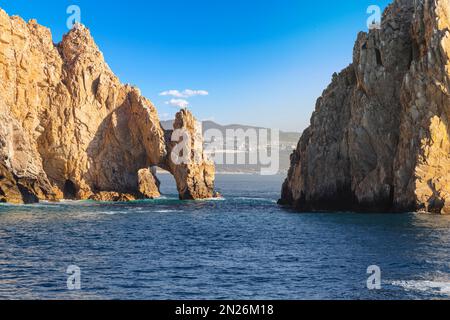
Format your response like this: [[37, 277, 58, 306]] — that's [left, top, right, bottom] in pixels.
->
[[152, 166, 178, 197]]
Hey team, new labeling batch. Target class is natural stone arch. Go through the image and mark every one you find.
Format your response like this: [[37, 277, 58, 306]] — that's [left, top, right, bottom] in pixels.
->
[[0, 10, 216, 203]]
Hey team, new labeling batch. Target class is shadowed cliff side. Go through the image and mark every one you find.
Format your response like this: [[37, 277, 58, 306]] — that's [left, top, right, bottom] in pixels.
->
[[0, 8, 215, 203], [280, 0, 450, 214]]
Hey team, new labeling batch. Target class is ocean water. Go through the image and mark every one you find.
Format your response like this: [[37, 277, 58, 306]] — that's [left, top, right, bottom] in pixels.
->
[[0, 174, 449, 300]]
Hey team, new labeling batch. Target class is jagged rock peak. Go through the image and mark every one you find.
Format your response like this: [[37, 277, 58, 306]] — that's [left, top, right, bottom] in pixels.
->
[[0, 7, 215, 203], [280, 0, 450, 214]]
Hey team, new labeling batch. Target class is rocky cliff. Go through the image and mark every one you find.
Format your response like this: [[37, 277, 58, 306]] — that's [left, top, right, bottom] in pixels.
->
[[0, 8, 215, 204], [280, 0, 450, 214]]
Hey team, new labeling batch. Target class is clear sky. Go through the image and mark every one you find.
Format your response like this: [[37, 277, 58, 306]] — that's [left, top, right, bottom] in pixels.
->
[[0, 0, 391, 132]]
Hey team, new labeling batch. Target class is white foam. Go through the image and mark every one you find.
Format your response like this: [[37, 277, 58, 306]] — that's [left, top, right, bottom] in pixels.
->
[[392, 280, 450, 296], [97, 211, 118, 215], [195, 197, 226, 202], [0, 202, 61, 208]]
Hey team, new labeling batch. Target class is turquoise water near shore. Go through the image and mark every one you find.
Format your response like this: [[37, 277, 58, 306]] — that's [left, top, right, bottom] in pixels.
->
[[0, 174, 449, 299]]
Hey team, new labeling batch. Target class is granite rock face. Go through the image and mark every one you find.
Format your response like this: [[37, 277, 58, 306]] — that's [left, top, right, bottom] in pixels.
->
[[0, 8, 215, 203], [280, 0, 450, 214], [165, 110, 216, 200]]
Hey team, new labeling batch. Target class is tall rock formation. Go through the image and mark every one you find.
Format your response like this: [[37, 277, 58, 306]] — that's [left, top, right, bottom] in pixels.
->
[[0, 8, 215, 204], [280, 0, 450, 214], [165, 110, 216, 199]]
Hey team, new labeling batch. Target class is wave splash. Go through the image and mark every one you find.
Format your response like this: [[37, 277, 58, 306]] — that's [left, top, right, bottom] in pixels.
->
[[392, 280, 450, 296]]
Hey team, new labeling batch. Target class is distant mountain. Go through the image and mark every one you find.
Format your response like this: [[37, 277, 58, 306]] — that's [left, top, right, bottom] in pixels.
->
[[161, 120, 300, 142], [161, 120, 301, 174]]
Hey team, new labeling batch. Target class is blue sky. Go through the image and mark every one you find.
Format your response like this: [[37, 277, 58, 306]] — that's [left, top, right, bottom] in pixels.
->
[[0, 0, 391, 131]]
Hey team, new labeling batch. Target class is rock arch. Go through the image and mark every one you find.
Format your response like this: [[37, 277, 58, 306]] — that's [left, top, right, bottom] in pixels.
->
[[0, 9, 215, 203]]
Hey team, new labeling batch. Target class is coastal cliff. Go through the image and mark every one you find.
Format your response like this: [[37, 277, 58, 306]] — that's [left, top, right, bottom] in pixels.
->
[[280, 0, 450, 214], [0, 8, 215, 204]]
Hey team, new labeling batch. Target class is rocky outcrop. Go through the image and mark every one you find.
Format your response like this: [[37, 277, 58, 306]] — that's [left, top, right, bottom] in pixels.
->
[[165, 110, 216, 199], [280, 0, 450, 214], [138, 168, 161, 199], [0, 8, 215, 203], [0, 161, 39, 204]]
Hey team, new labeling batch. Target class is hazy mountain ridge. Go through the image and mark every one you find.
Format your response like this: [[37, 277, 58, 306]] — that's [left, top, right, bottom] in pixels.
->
[[161, 120, 301, 174]]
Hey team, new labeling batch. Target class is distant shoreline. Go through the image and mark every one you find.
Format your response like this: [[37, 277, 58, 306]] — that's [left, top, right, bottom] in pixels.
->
[[156, 170, 286, 176]]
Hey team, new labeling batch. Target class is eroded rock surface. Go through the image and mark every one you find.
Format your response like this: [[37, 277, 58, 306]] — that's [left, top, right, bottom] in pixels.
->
[[280, 0, 450, 214], [138, 168, 161, 199], [165, 110, 216, 200], [0, 8, 215, 203]]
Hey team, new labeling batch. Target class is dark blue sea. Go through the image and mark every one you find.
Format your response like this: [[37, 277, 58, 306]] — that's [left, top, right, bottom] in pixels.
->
[[0, 174, 449, 300]]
